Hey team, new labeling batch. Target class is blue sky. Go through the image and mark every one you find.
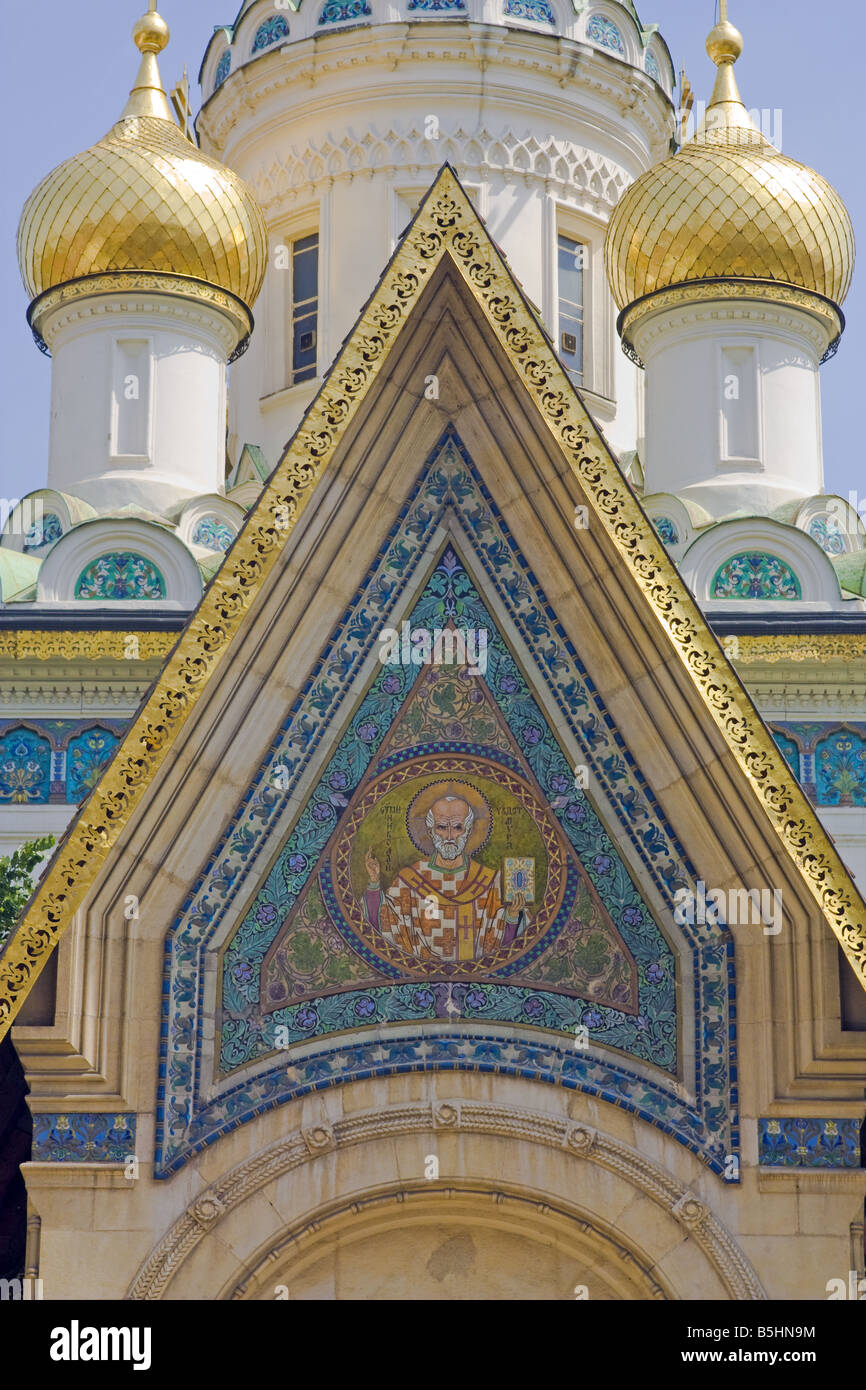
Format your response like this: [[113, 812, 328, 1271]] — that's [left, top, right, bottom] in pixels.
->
[[0, 1, 860, 508]]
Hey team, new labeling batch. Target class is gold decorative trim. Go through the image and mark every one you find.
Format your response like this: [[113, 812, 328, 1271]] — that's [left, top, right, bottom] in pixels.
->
[[1, 166, 864, 1039], [28, 271, 253, 358], [0, 630, 177, 662], [729, 634, 866, 665], [619, 279, 844, 367]]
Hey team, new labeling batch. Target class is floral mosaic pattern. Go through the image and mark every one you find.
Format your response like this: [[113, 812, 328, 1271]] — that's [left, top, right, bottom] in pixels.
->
[[770, 722, 866, 807], [155, 431, 736, 1178], [215, 51, 231, 87], [586, 14, 625, 54], [252, 15, 289, 51], [0, 719, 128, 804], [66, 727, 121, 804], [711, 552, 802, 601], [319, 0, 371, 22], [645, 48, 660, 81], [808, 515, 845, 555], [0, 728, 51, 803], [758, 1117, 860, 1169], [653, 516, 679, 546], [408, 0, 466, 8], [23, 512, 63, 552], [504, 0, 555, 22], [816, 728, 866, 807], [192, 516, 235, 552], [74, 552, 166, 601], [32, 1113, 136, 1163]]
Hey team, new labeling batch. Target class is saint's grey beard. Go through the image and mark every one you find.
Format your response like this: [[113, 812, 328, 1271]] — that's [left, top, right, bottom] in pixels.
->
[[430, 829, 469, 861]]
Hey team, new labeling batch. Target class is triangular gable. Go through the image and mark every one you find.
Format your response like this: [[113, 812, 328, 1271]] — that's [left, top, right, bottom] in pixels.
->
[[253, 545, 643, 1019], [1, 164, 864, 1039], [227, 443, 270, 490], [157, 433, 713, 1175]]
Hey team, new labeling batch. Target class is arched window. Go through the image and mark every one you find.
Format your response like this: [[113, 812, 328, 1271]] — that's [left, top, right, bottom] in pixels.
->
[[808, 515, 845, 555], [66, 727, 121, 804], [711, 553, 802, 601], [652, 516, 679, 546], [586, 14, 625, 55], [74, 553, 167, 601], [192, 517, 236, 553], [23, 512, 63, 552], [215, 50, 231, 88], [252, 15, 289, 52], [319, 0, 371, 24], [504, 0, 554, 21], [815, 728, 866, 806], [0, 727, 51, 803]]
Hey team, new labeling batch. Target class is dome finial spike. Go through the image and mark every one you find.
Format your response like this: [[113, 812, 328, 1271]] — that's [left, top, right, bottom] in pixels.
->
[[120, 4, 175, 122], [694, 1, 759, 139]]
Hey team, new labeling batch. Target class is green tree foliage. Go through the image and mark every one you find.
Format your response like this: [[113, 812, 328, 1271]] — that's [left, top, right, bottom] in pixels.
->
[[0, 837, 55, 950]]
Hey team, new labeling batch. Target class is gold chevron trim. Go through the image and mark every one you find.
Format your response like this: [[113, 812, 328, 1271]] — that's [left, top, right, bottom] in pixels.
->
[[1, 165, 863, 1039]]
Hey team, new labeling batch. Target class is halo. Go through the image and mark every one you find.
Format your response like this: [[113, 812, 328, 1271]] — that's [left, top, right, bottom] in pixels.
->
[[406, 780, 491, 856]]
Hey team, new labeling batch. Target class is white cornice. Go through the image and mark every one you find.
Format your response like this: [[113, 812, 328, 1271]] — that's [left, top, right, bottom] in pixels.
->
[[197, 24, 673, 161], [38, 294, 242, 359], [631, 298, 834, 363]]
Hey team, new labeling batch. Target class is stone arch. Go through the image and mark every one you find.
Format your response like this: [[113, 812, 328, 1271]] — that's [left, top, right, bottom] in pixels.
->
[[36, 518, 203, 609], [127, 1096, 766, 1301], [681, 518, 845, 608], [227, 1186, 669, 1301]]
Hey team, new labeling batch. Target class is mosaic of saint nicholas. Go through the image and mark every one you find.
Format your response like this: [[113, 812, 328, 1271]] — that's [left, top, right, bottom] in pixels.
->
[[359, 792, 528, 962]]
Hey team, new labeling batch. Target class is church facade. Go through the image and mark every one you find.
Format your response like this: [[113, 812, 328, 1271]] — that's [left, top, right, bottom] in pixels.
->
[[0, 0, 864, 1301]]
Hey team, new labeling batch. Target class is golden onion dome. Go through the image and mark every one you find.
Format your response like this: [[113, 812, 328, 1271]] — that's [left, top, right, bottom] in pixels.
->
[[17, 4, 267, 311], [604, 8, 855, 316]]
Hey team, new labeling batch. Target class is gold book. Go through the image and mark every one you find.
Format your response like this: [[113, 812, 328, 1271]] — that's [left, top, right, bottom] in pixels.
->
[[504, 857, 535, 903]]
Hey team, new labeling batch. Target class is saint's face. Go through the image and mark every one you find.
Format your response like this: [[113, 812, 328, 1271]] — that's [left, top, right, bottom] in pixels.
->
[[429, 797, 471, 861]]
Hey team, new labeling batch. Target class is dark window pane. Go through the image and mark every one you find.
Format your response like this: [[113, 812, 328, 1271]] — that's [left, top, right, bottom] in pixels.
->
[[557, 232, 584, 313], [557, 232, 585, 379], [292, 233, 319, 383], [293, 245, 318, 304]]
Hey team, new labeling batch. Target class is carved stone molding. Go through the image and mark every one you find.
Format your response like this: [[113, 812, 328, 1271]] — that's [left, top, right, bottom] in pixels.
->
[[190, 1194, 225, 1229], [126, 1098, 766, 1300], [566, 1123, 597, 1154], [433, 1101, 460, 1128], [249, 126, 631, 215], [301, 1123, 335, 1153], [671, 1192, 710, 1229]]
